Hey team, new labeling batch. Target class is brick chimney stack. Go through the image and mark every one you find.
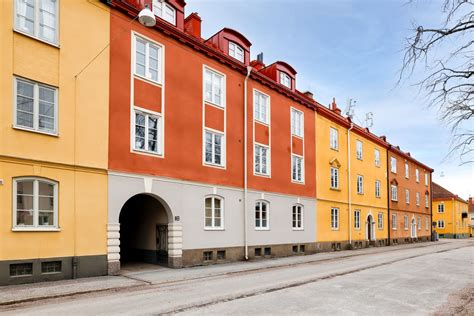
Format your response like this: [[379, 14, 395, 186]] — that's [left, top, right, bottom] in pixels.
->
[[184, 12, 202, 39], [331, 97, 342, 115]]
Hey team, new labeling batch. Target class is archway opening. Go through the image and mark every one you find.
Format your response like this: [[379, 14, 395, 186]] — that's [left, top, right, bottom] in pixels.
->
[[119, 194, 169, 268], [411, 218, 417, 238], [367, 214, 374, 241]]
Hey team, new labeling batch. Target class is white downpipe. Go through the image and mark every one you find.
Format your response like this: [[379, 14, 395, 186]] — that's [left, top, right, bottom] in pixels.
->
[[348, 123, 354, 245], [244, 66, 252, 260]]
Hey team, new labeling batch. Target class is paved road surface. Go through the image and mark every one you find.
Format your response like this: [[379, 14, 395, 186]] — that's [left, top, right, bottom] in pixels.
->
[[1, 239, 473, 315]]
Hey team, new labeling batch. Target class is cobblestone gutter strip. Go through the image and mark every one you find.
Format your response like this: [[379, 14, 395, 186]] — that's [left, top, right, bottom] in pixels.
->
[[434, 283, 474, 316]]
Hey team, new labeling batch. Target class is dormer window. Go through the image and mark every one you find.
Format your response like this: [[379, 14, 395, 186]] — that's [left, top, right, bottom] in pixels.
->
[[228, 41, 244, 62], [152, 0, 176, 25], [279, 71, 291, 88]]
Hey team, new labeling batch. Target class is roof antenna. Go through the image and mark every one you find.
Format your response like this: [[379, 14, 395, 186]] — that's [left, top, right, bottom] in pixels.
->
[[365, 112, 373, 128], [345, 98, 356, 119]]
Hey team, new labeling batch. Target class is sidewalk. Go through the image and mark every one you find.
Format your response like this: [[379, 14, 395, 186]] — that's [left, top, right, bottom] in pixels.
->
[[0, 239, 466, 306]]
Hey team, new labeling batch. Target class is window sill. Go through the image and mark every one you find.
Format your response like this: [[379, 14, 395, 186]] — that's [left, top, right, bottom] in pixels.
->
[[291, 180, 305, 185], [330, 147, 339, 152], [131, 148, 163, 158], [292, 228, 304, 231], [204, 162, 226, 169], [13, 125, 58, 137], [254, 119, 269, 127], [331, 228, 340, 231], [254, 172, 271, 178], [291, 134, 304, 140], [12, 227, 61, 232], [330, 187, 341, 191], [13, 29, 60, 48], [255, 228, 270, 231], [134, 74, 162, 87], [204, 227, 225, 231], [204, 100, 225, 110]]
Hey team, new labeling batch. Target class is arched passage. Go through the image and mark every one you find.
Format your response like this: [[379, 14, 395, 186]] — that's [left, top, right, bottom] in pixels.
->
[[411, 218, 417, 238], [366, 214, 375, 241], [119, 193, 171, 266]]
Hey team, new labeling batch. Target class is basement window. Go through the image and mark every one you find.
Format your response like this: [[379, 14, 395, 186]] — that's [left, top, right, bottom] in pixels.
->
[[41, 261, 62, 274], [10, 263, 33, 277], [264, 247, 271, 256], [299, 245, 305, 253], [203, 251, 213, 262], [255, 248, 262, 257], [292, 245, 298, 254], [216, 250, 226, 260]]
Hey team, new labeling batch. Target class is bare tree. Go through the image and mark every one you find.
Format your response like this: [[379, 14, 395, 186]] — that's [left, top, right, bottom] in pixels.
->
[[401, 0, 474, 164]]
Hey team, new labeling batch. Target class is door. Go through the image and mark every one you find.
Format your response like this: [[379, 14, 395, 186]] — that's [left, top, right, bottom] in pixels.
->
[[411, 219, 416, 238], [156, 224, 168, 264]]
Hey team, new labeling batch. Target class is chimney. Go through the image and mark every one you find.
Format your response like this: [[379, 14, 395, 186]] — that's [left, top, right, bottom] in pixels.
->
[[184, 12, 201, 39], [331, 97, 342, 115], [303, 91, 313, 100], [407, 152, 411, 156], [380, 135, 387, 141], [250, 60, 265, 71], [469, 197, 473, 205]]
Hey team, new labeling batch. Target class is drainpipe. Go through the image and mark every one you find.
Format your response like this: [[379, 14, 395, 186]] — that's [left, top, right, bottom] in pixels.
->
[[244, 66, 252, 260], [387, 146, 390, 246], [429, 174, 432, 241], [452, 197, 455, 238], [347, 122, 354, 246]]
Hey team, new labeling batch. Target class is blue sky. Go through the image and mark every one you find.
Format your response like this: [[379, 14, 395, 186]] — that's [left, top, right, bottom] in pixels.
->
[[186, 0, 473, 199]]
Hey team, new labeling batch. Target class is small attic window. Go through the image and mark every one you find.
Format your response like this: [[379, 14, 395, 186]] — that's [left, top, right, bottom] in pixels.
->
[[152, 0, 176, 25], [279, 71, 291, 88], [229, 41, 244, 62]]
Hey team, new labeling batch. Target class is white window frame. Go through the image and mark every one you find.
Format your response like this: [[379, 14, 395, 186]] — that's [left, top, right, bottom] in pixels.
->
[[14, 0, 59, 45], [378, 212, 383, 230], [416, 192, 420, 206], [13, 177, 59, 231], [291, 108, 304, 138], [405, 162, 409, 178], [330, 167, 339, 189], [404, 215, 409, 230], [255, 200, 270, 230], [391, 184, 398, 201], [425, 193, 429, 208], [356, 140, 363, 160], [438, 220, 445, 229], [291, 154, 304, 183], [425, 217, 429, 231], [13, 77, 58, 135], [438, 203, 445, 213], [133, 33, 163, 84], [417, 217, 421, 231], [203, 66, 225, 108], [330, 127, 338, 150], [204, 196, 224, 230], [132, 109, 162, 155], [331, 207, 339, 230], [357, 175, 364, 194], [152, 0, 176, 25], [391, 157, 397, 173], [228, 41, 244, 63], [292, 204, 304, 230], [405, 189, 410, 204], [425, 173, 429, 186], [279, 71, 291, 88], [375, 180, 381, 198], [203, 128, 225, 167], [392, 213, 397, 230], [253, 89, 270, 125], [354, 210, 361, 229], [374, 149, 380, 167], [415, 169, 420, 182], [254, 143, 270, 176]]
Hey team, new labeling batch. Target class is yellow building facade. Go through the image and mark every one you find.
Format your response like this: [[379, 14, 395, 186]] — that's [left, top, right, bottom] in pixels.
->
[[316, 102, 389, 250], [0, 0, 110, 284], [432, 194, 470, 239]]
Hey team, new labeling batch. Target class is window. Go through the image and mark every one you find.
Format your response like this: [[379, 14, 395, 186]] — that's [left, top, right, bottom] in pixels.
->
[[392, 214, 397, 229], [217, 250, 226, 260], [438, 220, 445, 229], [204, 130, 224, 166], [331, 207, 339, 229], [228, 41, 244, 62], [425, 218, 429, 231], [254, 144, 270, 176], [404, 215, 408, 230], [41, 261, 61, 274], [15, 0, 58, 44], [279, 71, 291, 88], [415, 169, 420, 182], [204, 67, 225, 107], [425, 193, 429, 208], [10, 263, 33, 277], [417, 217, 421, 230], [13, 178, 58, 229], [391, 184, 398, 201], [254, 90, 269, 124], [438, 203, 445, 213], [291, 108, 303, 137], [356, 175, 364, 194], [416, 192, 420, 206], [330, 167, 339, 189], [425, 173, 429, 186], [405, 162, 409, 178], [391, 157, 397, 173], [134, 110, 161, 154], [264, 247, 271, 256], [378, 213, 383, 230], [255, 201, 269, 230], [405, 189, 410, 204], [14, 77, 57, 134], [374, 149, 380, 167], [203, 251, 213, 261], [292, 205, 303, 230], [292, 155, 304, 183], [152, 0, 176, 25], [354, 210, 361, 229], [356, 140, 363, 160], [204, 196, 223, 229], [134, 35, 161, 83], [254, 248, 262, 256], [330, 127, 338, 150], [375, 180, 381, 198]]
